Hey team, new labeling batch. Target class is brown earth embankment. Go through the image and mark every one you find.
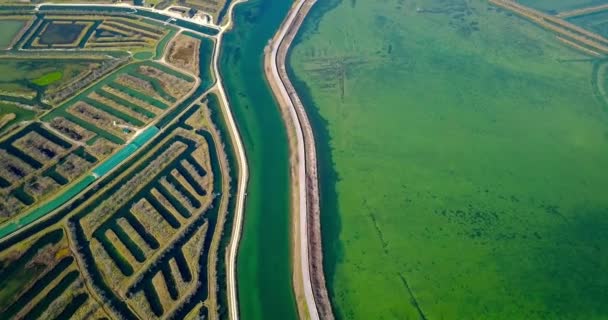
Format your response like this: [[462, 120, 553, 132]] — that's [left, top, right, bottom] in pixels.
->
[[264, 0, 334, 318]]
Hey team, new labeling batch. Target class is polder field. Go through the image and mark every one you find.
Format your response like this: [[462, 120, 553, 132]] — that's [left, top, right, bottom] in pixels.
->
[[0, 20, 26, 49], [0, 5, 236, 320], [289, 0, 608, 319]]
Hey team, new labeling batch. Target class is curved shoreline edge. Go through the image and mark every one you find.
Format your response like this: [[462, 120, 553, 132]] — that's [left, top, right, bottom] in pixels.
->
[[265, 0, 334, 319]]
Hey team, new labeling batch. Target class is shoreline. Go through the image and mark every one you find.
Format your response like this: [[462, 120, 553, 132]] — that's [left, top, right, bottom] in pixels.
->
[[264, 0, 334, 319]]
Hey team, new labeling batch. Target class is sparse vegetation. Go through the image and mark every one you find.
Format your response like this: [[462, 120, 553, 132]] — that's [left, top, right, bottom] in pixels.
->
[[167, 33, 201, 75]]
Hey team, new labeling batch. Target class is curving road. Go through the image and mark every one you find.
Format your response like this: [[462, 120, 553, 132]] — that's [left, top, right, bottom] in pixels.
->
[[211, 1, 250, 320]]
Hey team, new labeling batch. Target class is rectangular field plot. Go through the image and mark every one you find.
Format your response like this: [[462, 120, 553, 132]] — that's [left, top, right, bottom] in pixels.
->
[[41, 61, 195, 147], [0, 229, 109, 320], [0, 19, 27, 49], [0, 122, 99, 221], [86, 18, 166, 50], [12, 130, 71, 163], [24, 19, 95, 49], [166, 33, 202, 75], [18, 14, 173, 52], [38, 21, 90, 45]]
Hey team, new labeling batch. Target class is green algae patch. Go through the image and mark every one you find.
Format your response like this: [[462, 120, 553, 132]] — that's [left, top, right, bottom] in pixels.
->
[[289, 0, 608, 319], [32, 71, 63, 86]]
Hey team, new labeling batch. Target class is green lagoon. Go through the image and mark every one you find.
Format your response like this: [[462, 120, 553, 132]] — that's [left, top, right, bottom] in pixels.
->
[[289, 0, 608, 319]]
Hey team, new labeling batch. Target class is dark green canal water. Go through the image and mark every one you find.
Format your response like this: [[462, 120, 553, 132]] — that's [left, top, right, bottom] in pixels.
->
[[219, 0, 298, 319]]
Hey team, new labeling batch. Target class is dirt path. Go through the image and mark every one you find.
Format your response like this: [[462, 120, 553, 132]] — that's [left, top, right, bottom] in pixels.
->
[[265, 0, 334, 319]]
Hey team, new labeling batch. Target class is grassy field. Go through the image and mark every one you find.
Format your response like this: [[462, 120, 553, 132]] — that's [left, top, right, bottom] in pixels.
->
[[0, 102, 35, 128], [0, 20, 25, 49], [0, 60, 74, 85], [0, 59, 99, 100], [289, 0, 608, 319], [32, 71, 63, 86]]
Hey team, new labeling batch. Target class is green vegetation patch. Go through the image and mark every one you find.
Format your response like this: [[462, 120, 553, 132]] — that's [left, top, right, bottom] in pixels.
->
[[32, 71, 63, 86], [0, 58, 106, 107], [290, 0, 608, 319]]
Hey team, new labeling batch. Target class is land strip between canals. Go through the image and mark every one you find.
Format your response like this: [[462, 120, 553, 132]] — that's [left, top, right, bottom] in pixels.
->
[[264, 0, 334, 319]]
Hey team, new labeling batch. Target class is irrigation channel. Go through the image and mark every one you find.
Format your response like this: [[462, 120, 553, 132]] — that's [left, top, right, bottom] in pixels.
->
[[0, 3, 219, 241]]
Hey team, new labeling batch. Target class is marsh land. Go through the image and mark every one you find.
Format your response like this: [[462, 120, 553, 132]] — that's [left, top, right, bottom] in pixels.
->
[[0, 2, 241, 319], [290, 0, 608, 318]]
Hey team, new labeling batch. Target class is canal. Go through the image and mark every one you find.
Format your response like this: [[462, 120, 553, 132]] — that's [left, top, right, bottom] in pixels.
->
[[219, 0, 298, 319]]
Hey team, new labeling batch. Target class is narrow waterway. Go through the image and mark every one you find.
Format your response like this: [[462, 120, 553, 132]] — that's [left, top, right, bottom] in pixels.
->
[[219, 0, 298, 319]]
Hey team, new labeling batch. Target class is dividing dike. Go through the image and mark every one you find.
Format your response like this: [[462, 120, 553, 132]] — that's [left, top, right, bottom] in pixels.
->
[[264, 0, 333, 319]]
